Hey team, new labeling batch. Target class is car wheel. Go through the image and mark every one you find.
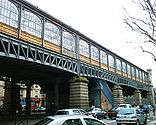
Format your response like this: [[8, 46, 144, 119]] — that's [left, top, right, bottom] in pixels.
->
[[93, 114, 98, 119], [108, 116, 112, 119], [134, 120, 139, 125], [144, 119, 147, 125], [103, 115, 107, 119]]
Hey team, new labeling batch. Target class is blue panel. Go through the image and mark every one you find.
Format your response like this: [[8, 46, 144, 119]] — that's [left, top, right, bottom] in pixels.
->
[[90, 90, 100, 107], [99, 80, 113, 106]]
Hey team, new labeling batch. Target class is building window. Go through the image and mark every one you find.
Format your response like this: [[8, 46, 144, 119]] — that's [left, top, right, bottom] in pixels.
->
[[132, 67, 135, 77], [0, 0, 18, 28], [127, 64, 131, 76], [79, 39, 89, 57], [108, 55, 114, 68], [21, 9, 42, 37], [142, 72, 145, 81], [62, 31, 75, 51], [35, 85, 38, 88], [100, 51, 107, 65], [122, 62, 126, 73], [44, 21, 61, 45], [62, 31, 76, 57], [136, 69, 139, 79], [116, 59, 121, 71], [139, 71, 143, 80], [91, 45, 99, 61]]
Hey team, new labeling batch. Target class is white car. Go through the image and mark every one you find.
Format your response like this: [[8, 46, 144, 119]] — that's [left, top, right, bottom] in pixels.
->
[[86, 107, 107, 119], [116, 104, 132, 111], [33, 115, 108, 125], [116, 108, 147, 125], [55, 109, 87, 115]]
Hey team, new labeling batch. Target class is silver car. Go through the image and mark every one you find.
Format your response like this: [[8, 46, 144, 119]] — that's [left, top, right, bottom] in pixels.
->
[[116, 108, 147, 125], [33, 115, 108, 125], [55, 109, 87, 115]]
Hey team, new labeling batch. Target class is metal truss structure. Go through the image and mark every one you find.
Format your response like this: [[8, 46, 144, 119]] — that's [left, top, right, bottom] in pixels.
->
[[0, 33, 149, 91]]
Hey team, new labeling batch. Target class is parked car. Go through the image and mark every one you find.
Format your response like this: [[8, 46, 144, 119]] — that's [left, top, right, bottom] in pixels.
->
[[86, 107, 107, 119], [55, 108, 87, 115], [116, 104, 132, 111], [33, 115, 108, 125], [107, 107, 118, 119], [140, 105, 153, 114], [116, 107, 147, 125]]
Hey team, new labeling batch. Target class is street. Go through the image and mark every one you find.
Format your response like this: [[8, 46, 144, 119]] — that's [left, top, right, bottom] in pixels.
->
[[102, 115, 156, 125]]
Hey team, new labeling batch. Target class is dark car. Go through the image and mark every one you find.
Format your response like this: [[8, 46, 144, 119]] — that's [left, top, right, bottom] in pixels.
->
[[107, 107, 118, 119], [141, 105, 153, 114], [86, 107, 107, 119]]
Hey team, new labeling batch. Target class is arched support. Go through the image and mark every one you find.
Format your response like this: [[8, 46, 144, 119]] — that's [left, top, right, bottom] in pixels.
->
[[69, 76, 89, 108], [112, 85, 123, 107]]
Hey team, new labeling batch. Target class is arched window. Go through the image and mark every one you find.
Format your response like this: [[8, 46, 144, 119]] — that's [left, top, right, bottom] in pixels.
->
[[127, 64, 131, 76], [116, 59, 121, 71], [122, 62, 126, 73], [144, 73, 148, 82], [62, 31, 76, 55], [44, 21, 61, 45], [139, 71, 143, 80], [21, 9, 42, 37], [91, 45, 99, 61], [100, 51, 107, 65], [132, 67, 135, 78], [79, 39, 89, 57], [108, 55, 114, 68], [142, 72, 145, 81], [136, 69, 139, 79], [0, 0, 18, 27]]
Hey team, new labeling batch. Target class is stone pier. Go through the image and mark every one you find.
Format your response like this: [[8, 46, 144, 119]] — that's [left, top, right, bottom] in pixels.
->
[[69, 76, 89, 109]]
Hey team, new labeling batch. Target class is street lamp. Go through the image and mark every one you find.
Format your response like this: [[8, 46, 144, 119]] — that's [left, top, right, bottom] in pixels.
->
[[140, 46, 156, 62]]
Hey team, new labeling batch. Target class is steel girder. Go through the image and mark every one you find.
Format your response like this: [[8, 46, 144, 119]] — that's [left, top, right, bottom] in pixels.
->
[[0, 33, 149, 91]]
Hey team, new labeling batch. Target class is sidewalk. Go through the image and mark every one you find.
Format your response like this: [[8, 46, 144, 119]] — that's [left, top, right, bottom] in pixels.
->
[[146, 111, 156, 121], [0, 115, 45, 125]]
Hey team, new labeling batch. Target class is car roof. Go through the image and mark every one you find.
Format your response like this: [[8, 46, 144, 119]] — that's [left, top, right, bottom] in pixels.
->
[[120, 107, 135, 110], [56, 108, 84, 111], [48, 115, 97, 121], [35, 115, 108, 125]]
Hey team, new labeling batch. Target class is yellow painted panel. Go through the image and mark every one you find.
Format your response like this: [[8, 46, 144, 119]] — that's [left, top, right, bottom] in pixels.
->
[[91, 59, 99, 67], [109, 67, 115, 72], [44, 40, 61, 53], [80, 55, 90, 64], [0, 22, 18, 37], [101, 63, 108, 70], [116, 70, 122, 75], [21, 31, 42, 46]]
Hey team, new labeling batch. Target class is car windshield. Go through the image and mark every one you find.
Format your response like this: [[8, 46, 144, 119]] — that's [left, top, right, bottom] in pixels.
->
[[86, 108, 94, 112], [119, 105, 127, 108], [34, 118, 53, 125], [118, 108, 134, 115], [55, 111, 69, 115]]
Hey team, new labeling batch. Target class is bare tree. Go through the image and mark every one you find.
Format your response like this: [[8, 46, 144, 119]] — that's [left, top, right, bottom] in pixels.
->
[[123, 0, 156, 60]]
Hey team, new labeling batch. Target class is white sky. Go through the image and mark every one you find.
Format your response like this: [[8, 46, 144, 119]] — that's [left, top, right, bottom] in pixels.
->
[[26, 0, 156, 87]]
